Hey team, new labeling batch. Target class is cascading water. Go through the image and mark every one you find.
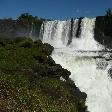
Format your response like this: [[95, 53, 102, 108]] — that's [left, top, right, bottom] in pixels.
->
[[29, 22, 36, 40], [29, 22, 34, 38], [70, 18, 103, 51], [40, 17, 112, 112], [42, 20, 71, 48]]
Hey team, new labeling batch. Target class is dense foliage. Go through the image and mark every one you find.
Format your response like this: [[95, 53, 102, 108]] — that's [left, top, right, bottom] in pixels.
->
[[0, 37, 87, 112], [17, 13, 44, 28]]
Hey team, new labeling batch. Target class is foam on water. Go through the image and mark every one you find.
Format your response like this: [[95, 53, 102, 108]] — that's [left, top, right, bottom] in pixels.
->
[[52, 50, 112, 112]]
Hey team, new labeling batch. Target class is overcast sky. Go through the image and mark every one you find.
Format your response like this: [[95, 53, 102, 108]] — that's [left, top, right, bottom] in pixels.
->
[[0, 0, 111, 19]]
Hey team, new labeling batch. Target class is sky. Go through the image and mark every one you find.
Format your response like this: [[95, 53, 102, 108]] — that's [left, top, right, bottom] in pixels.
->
[[0, 0, 111, 20]]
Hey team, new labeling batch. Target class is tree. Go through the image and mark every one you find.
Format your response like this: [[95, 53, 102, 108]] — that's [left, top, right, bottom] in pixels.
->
[[106, 8, 112, 16]]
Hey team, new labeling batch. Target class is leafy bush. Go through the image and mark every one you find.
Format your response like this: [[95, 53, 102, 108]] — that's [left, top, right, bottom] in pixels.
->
[[18, 38, 33, 48]]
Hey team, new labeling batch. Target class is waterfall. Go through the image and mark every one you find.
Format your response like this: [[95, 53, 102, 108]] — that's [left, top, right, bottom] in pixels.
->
[[29, 22, 36, 40], [29, 22, 34, 38], [42, 20, 71, 48], [41, 17, 112, 112], [70, 18, 103, 51], [41, 17, 103, 50]]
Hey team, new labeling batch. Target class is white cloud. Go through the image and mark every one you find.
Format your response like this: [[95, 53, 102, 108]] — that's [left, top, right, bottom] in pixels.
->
[[75, 9, 90, 14], [76, 9, 80, 13], [84, 10, 90, 14]]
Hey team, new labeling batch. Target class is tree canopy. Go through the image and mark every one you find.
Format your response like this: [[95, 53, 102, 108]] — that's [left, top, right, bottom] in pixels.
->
[[106, 8, 112, 16]]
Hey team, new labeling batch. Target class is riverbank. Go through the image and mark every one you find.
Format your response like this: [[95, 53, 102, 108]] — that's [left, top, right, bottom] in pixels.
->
[[0, 37, 87, 112]]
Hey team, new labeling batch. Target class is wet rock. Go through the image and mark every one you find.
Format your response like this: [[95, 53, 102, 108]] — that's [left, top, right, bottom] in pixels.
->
[[108, 68, 112, 78], [76, 17, 83, 38]]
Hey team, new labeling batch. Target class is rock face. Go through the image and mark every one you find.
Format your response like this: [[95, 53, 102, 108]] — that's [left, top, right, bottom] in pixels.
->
[[75, 17, 83, 38], [94, 15, 112, 48]]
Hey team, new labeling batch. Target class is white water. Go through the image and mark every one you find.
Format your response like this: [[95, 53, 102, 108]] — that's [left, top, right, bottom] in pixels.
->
[[52, 50, 112, 112], [41, 18, 112, 112], [42, 20, 71, 48], [70, 18, 103, 51], [29, 22, 34, 38]]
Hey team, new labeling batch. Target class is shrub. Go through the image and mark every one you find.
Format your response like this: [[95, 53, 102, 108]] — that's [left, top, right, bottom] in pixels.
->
[[18, 38, 33, 48]]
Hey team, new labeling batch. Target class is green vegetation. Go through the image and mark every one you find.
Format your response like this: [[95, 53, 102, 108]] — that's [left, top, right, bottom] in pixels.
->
[[0, 37, 87, 112], [17, 13, 45, 29]]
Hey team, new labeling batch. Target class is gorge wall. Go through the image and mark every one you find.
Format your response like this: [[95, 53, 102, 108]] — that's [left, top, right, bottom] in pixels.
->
[[0, 14, 45, 39], [94, 15, 112, 48]]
